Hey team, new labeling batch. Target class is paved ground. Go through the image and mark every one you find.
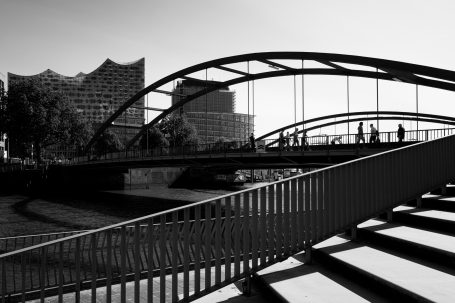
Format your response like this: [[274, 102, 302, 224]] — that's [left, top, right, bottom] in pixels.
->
[[0, 185, 243, 238]]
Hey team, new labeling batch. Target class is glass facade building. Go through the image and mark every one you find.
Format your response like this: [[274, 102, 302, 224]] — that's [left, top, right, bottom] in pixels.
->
[[8, 58, 145, 144], [172, 80, 254, 144]]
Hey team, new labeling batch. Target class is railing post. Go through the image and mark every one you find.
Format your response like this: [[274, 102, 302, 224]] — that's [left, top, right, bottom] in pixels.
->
[[1, 259, 6, 303], [242, 275, 251, 296], [386, 209, 393, 222], [416, 197, 422, 208], [350, 226, 358, 241], [304, 247, 312, 264], [134, 222, 141, 303]]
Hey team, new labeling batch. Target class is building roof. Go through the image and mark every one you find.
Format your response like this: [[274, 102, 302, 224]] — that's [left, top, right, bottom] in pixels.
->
[[7, 58, 145, 80]]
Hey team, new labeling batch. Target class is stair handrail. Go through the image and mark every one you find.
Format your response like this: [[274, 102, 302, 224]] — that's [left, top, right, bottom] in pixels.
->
[[1, 134, 454, 302]]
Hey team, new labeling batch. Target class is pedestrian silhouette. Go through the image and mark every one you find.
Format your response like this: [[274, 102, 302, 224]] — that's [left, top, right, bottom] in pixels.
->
[[356, 122, 365, 147], [292, 128, 299, 149], [369, 124, 377, 144], [249, 132, 256, 152], [301, 130, 310, 150], [397, 124, 405, 143], [279, 130, 285, 151], [285, 131, 291, 151]]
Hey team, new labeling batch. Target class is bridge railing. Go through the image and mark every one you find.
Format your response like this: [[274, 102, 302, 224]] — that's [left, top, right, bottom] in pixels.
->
[[2, 133, 454, 302], [65, 127, 455, 165], [262, 127, 455, 149]]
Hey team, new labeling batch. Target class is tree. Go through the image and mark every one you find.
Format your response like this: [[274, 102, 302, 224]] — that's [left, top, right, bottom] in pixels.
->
[[1, 79, 91, 162], [139, 126, 169, 149], [93, 129, 124, 156], [159, 114, 199, 147]]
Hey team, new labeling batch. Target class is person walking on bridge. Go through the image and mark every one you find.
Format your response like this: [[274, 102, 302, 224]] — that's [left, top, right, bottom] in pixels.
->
[[397, 124, 405, 143], [356, 122, 365, 147], [292, 128, 299, 149], [285, 131, 291, 151], [249, 132, 256, 152], [279, 130, 285, 151], [301, 130, 310, 151], [369, 124, 378, 144]]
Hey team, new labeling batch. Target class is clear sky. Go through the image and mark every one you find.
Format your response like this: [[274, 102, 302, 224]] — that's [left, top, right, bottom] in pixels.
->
[[1, 0, 455, 137]]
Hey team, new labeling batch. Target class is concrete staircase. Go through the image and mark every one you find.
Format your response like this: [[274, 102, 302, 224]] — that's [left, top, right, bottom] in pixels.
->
[[253, 184, 455, 302]]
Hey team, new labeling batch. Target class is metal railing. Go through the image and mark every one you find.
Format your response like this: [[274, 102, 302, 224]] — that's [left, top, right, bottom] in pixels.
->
[[60, 127, 455, 165], [1, 133, 454, 302], [0, 231, 87, 255]]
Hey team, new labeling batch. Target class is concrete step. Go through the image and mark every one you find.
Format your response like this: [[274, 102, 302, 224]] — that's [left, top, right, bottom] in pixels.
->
[[409, 192, 455, 212], [357, 219, 455, 268], [393, 205, 455, 235], [254, 250, 390, 302], [313, 235, 455, 303], [430, 184, 455, 196]]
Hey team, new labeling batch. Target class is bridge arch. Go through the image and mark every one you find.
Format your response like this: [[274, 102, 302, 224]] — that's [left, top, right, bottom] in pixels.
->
[[256, 111, 455, 143], [85, 52, 455, 153]]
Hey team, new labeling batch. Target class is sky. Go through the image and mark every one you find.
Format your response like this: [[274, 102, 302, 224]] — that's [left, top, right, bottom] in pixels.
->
[[1, 0, 455, 138]]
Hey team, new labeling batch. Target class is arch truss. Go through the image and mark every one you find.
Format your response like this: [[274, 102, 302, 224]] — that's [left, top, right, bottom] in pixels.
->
[[85, 52, 455, 153]]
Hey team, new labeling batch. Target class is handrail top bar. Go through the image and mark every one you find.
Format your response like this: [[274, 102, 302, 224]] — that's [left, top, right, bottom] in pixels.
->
[[2, 133, 455, 258]]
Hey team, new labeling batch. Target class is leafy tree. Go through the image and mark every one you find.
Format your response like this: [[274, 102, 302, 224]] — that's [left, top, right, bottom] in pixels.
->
[[139, 126, 169, 149], [159, 114, 199, 147], [1, 79, 91, 162], [93, 129, 124, 156]]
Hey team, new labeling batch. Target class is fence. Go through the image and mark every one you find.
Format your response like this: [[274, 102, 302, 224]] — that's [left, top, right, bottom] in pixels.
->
[[1, 134, 455, 302]]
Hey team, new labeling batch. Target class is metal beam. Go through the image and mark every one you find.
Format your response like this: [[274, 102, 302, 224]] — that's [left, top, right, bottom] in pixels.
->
[[215, 65, 250, 76], [180, 76, 223, 87], [131, 106, 165, 111], [380, 68, 419, 83], [316, 60, 348, 70], [258, 59, 295, 70], [153, 89, 186, 97]]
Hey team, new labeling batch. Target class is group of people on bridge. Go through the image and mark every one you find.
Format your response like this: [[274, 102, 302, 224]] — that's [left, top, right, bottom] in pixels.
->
[[277, 128, 310, 151], [356, 122, 406, 147], [249, 121, 408, 153]]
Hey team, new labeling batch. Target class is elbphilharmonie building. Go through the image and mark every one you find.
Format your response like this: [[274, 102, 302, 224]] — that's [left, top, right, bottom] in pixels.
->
[[8, 58, 145, 144]]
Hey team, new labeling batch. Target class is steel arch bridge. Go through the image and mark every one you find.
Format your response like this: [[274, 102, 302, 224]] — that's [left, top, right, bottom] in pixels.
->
[[85, 52, 455, 153]]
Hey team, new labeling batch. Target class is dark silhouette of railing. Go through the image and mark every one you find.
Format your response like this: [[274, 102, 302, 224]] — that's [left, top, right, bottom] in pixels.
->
[[1, 132, 455, 302], [64, 127, 455, 166]]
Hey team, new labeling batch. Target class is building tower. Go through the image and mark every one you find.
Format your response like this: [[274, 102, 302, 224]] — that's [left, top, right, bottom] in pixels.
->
[[172, 79, 254, 144]]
